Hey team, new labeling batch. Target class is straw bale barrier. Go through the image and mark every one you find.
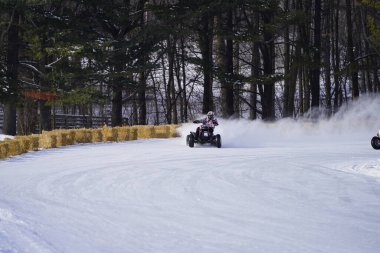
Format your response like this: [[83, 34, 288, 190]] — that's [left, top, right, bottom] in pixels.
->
[[29, 135, 40, 151], [39, 131, 58, 149], [74, 129, 93, 143], [0, 124, 179, 159], [128, 127, 138, 140], [169, 125, 179, 137], [0, 142, 9, 159], [154, 125, 170, 138], [1, 139, 23, 157], [114, 127, 137, 141], [52, 131, 68, 147], [102, 127, 118, 142], [136, 126, 155, 139], [64, 130, 76, 145], [91, 129, 103, 143], [15, 136, 32, 152]]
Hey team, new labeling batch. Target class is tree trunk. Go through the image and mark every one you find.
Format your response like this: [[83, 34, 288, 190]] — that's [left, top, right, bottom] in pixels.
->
[[283, 0, 291, 118], [198, 13, 214, 114], [111, 83, 123, 127], [39, 100, 51, 131], [324, 0, 332, 115], [250, 41, 260, 120], [346, 0, 359, 98], [374, 67, 380, 92], [175, 42, 184, 123], [180, 36, 188, 122], [216, 12, 234, 118], [132, 93, 138, 125], [3, 104, 17, 135], [261, 10, 275, 121], [161, 50, 171, 123], [110, 41, 124, 127], [3, 9, 20, 135], [39, 36, 52, 132], [138, 72, 147, 125], [167, 36, 178, 124], [234, 41, 241, 117], [151, 74, 160, 124], [310, 0, 321, 111], [224, 9, 234, 117], [303, 0, 312, 114], [288, 38, 300, 118], [298, 63, 304, 115], [333, 0, 341, 110]]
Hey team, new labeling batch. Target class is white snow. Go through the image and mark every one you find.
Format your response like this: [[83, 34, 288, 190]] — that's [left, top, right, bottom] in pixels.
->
[[0, 134, 13, 141], [1, 97, 380, 253]]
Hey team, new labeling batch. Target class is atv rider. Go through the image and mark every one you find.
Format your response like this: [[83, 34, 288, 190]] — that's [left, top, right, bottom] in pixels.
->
[[193, 111, 219, 140]]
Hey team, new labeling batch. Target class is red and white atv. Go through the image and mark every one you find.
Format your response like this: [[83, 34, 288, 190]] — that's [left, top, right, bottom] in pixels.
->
[[186, 120, 221, 148]]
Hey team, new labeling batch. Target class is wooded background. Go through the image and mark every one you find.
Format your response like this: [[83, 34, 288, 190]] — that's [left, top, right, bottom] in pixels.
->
[[1, 0, 379, 135]]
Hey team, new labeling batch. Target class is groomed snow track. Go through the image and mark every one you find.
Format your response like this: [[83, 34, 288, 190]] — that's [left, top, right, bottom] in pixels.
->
[[1, 135, 380, 253]]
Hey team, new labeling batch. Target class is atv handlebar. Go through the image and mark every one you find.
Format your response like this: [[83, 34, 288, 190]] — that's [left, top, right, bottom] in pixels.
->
[[200, 124, 214, 129]]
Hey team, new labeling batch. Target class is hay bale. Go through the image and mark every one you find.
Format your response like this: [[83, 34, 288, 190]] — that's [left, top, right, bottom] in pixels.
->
[[29, 135, 40, 151], [91, 129, 103, 143], [75, 129, 92, 143], [16, 136, 32, 152], [58, 132, 68, 146], [169, 124, 180, 137], [126, 127, 138, 140], [52, 130, 68, 147], [137, 126, 155, 139], [0, 142, 9, 159], [39, 132, 57, 149], [116, 127, 133, 141], [153, 125, 171, 138], [4, 139, 23, 156], [128, 127, 138, 140], [102, 127, 118, 142], [64, 130, 76, 145]]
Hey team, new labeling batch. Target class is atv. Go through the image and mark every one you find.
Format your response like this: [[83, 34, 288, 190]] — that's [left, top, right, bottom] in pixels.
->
[[186, 120, 221, 148], [371, 130, 380, 150]]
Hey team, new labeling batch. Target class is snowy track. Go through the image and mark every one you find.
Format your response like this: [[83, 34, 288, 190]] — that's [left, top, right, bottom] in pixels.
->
[[1, 135, 380, 253]]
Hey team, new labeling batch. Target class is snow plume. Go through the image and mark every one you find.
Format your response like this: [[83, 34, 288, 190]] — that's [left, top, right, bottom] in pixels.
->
[[177, 96, 380, 148]]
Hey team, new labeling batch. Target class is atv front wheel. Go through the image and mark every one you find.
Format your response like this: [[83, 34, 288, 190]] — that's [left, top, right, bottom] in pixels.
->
[[188, 134, 195, 148], [215, 134, 221, 148], [371, 136, 380, 150]]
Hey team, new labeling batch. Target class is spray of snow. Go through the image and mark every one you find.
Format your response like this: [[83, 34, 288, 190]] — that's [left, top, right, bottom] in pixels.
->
[[177, 96, 380, 148]]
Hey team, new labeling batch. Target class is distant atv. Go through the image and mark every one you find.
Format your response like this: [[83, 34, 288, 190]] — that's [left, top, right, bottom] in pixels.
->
[[371, 130, 380, 150], [186, 120, 221, 148]]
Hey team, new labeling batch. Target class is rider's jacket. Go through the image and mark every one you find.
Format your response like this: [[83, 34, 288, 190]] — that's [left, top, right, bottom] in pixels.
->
[[201, 118, 219, 126]]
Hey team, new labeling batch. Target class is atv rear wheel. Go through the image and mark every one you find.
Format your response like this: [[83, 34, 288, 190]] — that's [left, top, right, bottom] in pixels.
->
[[186, 135, 190, 145], [215, 134, 221, 148], [188, 134, 194, 148], [371, 136, 380, 150]]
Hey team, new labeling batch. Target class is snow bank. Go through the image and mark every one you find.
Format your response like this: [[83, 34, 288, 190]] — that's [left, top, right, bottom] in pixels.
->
[[0, 134, 13, 141]]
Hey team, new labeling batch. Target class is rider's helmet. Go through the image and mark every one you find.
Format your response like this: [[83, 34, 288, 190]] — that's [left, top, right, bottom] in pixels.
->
[[207, 111, 214, 120]]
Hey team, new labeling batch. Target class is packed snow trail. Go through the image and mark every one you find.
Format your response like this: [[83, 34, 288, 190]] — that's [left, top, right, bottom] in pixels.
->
[[0, 136, 380, 253]]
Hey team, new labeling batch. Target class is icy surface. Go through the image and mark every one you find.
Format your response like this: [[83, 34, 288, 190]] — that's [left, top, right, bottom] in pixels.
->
[[1, 97, 380, 253]]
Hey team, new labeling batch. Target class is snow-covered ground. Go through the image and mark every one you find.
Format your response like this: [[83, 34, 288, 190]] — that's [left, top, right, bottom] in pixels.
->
[[1, 97, 380, 253]]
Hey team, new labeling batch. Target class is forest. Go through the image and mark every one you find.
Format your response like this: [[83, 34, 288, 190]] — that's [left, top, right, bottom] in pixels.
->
[[0, 0, 379, 135]]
